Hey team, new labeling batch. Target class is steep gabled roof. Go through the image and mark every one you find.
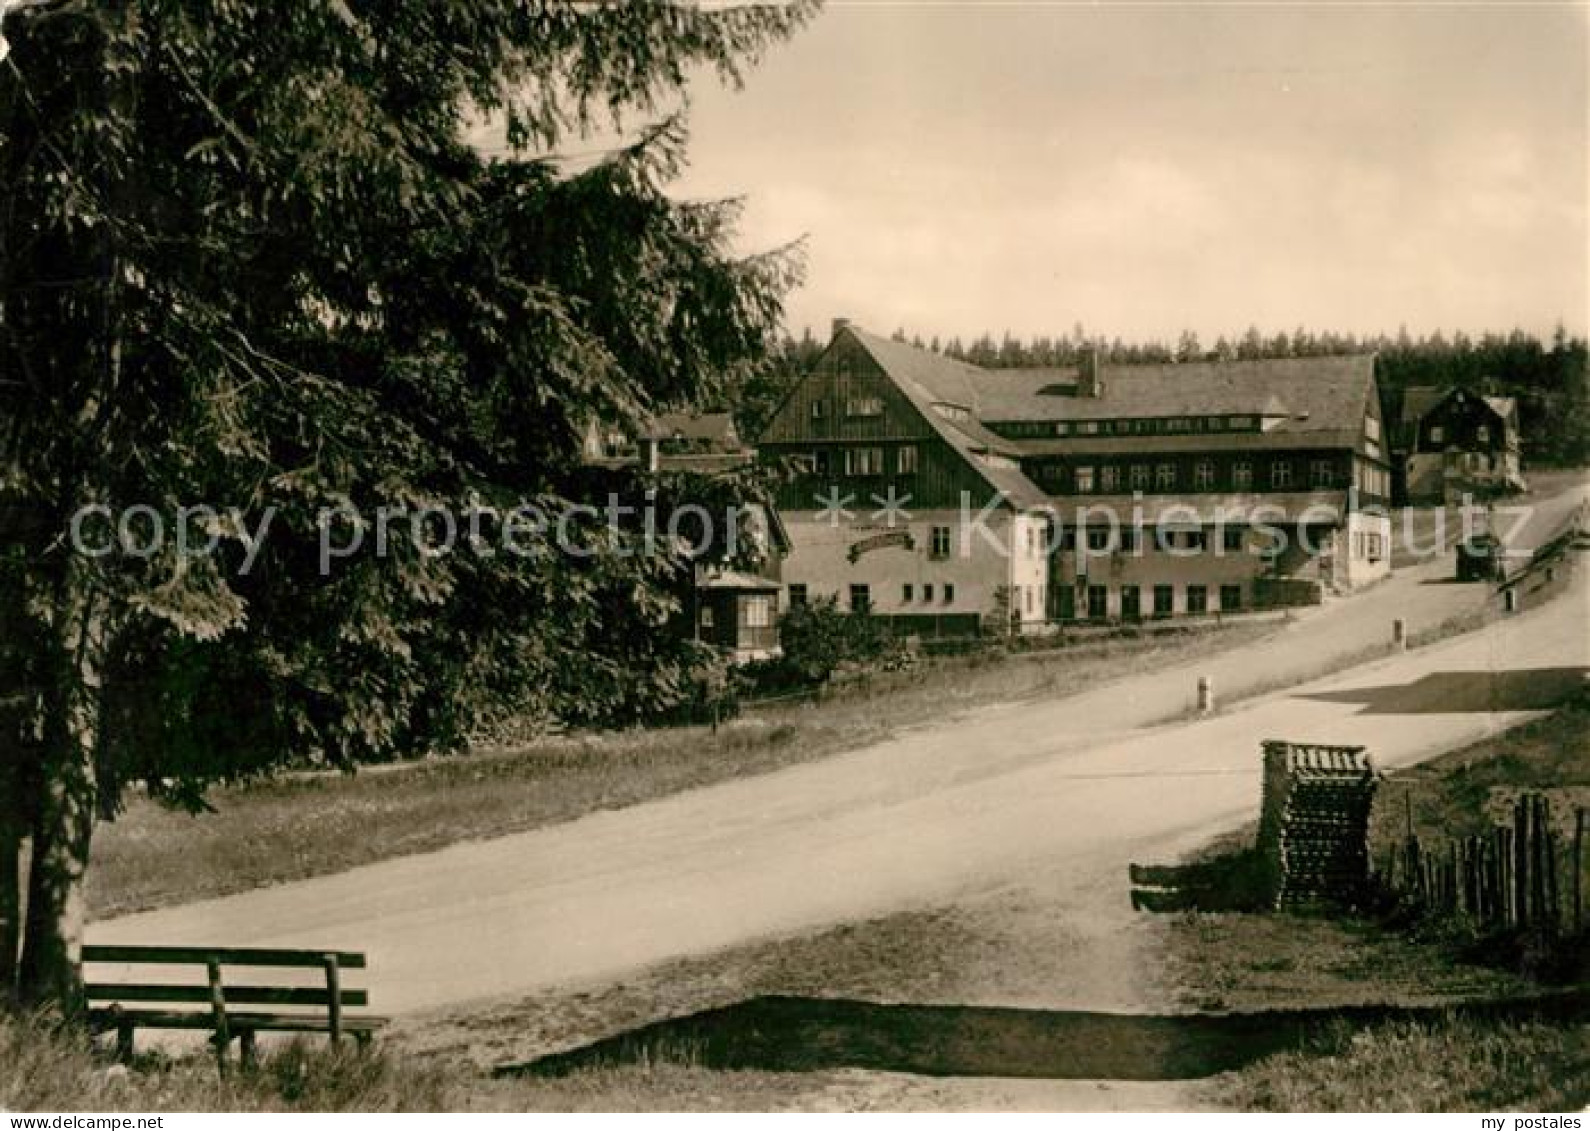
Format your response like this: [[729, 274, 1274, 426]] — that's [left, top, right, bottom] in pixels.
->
[[842, 327, 1048, 509], [1400, 386, 1518, 428], [645, 411, 742, 448]]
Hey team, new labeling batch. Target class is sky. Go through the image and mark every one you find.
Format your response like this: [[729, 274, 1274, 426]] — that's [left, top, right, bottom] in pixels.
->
[[658, 1, 1588, 346]]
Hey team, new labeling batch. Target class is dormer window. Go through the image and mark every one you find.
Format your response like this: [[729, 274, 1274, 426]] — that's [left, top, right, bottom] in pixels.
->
[[846, 396, 884, 418]]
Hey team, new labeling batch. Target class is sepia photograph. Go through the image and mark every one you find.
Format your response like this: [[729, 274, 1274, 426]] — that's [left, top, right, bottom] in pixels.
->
[[0, 0, 1587, 1117]]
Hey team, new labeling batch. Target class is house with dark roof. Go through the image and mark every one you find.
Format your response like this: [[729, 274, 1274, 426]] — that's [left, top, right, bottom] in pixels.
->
[[758, 322, 1393, 633], [582, 409, 787, 662], [1395, 385, 1525, 504]]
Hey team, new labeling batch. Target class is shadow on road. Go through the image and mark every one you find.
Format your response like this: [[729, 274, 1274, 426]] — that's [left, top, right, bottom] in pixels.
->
[[1297, 667, 1588, 715], [1128, 851, 1271, 913], [497, 991, 1590, 1082]]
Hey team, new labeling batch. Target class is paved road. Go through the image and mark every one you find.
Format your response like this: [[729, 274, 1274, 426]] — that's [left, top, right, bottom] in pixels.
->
[[93, 536, 1590, 1018]]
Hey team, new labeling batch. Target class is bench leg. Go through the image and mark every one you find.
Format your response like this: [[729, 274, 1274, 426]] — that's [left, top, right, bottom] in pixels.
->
[[353, 1030, 373, 1054], [239, 1029, 258, 1070], [116, 1021, 134, 1065]]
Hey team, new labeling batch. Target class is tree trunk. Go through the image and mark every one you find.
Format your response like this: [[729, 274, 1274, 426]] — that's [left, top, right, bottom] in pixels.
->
[[16, 552, 106, 1016], [0, 821, 20, 1002], [15, 1, 136, 1016]]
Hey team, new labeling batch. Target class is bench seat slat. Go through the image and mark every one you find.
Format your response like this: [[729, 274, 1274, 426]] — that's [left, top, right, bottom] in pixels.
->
[[87, 983, 368, 1008], [83, 945, 366, 969], [90, 1009, 387, 1034]]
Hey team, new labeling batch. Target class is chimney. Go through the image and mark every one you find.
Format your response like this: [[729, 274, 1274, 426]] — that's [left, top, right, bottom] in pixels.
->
[[831, 316, 851, 340], [1077, 348, 1103, 398]]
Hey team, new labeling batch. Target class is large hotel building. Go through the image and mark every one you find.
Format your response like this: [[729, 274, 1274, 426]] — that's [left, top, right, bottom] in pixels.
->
[[757, 321, 1394, 635]]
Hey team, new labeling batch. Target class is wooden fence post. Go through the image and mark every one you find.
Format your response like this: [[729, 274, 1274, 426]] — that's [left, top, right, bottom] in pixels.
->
[[1514, 796, 1530, 929], [1575, 807, 1585, 934], [1498, 825, 1515, 928]]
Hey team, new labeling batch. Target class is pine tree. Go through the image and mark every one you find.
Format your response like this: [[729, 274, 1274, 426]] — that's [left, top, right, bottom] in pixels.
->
[[0, 0, 816, 1011]]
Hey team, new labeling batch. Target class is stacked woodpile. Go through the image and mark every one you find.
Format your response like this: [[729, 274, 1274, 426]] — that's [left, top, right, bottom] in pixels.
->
[[1257, 740, 1377, 909]]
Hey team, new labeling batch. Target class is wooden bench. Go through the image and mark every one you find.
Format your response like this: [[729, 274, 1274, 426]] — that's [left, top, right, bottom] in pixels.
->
[[83, 944, 387, 1067]]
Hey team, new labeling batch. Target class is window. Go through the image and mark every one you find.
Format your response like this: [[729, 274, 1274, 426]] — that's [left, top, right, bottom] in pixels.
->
[[1228, 416, 1255, 430], [1079, 421, 1100, 435], [1120, 526, 1140, 555], [1271, 460, 1294, 489], [1087, 585, 1108, 619], [1100, 465, 1121, 493], [943, 583, 955, 604], [1121, 585, 1141, 620], [1075, 466, 1096, 493], [1187, 585, 1208, 614], [923, 583, 934, 602], [1310, 459, 1335, 488], [1365, 415, 1381, 441], [1155, 463, 1177, 490], [699, 606, 715, 629], [1153, 584, 1174, 617], [929, 525, 952, 559], [1220, 584, 1242, 611], [897, 445, 919, 474], [788, 584, 808, 607], [845, 396, 884, 418], [1476, 424, 1490, 443], [902, 583, 914, 603], [844, 447, 884, 476], [849, 584, 871, 613], [1193, 461, 1215, 490], [1025, 587, 1036, 614], [1367, 533, 1384, 561], [810, 400, 826, 420], [1086, 527, 1112, 552], [1231, 461, 1253, 490], [1223, 525, 1245, 553], [1054, 422, 1071, 437], [1130, 464, 1151, 491], [1181, 528, 1207, 552], [745, 596, 773, 628], [1430, 425, 1445, 444]]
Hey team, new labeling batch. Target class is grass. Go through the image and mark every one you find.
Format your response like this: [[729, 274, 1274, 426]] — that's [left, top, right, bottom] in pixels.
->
[[0, 1011, 999, 1113], [1225, 1017, 1590, 1113], [1163, 695, 1590, 1110], [88, 617, 1278, 919], [1370, 695, 1590, 854]]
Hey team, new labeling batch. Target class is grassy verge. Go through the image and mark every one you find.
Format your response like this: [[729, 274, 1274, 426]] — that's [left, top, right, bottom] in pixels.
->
[[1164, 697, 1590, 1110], [0, 1011, 889, 1113], [1226, 1017, 1589, 1113], [89, 618, 1277, 919]]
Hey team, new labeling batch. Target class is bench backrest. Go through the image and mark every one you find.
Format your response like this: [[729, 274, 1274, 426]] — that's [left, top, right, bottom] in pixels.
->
[[83, 945, 370, 1016]]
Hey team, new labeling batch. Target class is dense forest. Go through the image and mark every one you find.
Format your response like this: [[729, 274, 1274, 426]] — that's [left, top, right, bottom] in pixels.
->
[[733, 323, 1589, 466]]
